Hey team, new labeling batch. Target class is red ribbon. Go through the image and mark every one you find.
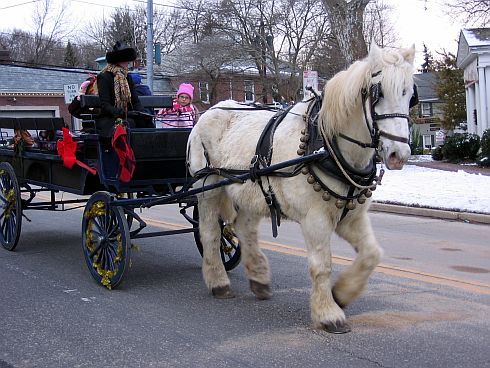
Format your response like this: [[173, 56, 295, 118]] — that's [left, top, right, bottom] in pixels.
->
[[57, 128, 96, 175], [112, 124, 135, 183]]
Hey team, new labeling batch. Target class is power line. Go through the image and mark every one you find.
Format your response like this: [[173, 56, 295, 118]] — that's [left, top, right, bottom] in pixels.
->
[[0, 0, 42, 10], [70, 0, 200, 13]]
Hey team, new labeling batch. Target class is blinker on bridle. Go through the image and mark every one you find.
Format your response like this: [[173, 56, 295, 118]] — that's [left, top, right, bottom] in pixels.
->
[[339, 71, 418, 149]]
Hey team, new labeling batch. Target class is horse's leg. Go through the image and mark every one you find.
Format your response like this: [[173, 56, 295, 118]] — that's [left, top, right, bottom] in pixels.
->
[[333, 211, 383, 308], [300, 208, 350, 334], [234, 211, 271, 300], [199, 194, 234, 299]]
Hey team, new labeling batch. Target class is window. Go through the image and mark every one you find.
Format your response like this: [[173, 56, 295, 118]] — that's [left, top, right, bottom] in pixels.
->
[[423, 134, 434, 148], [244, 80, 255, 102], [421, 102, 432, 117], [199, 81, 209, 103]]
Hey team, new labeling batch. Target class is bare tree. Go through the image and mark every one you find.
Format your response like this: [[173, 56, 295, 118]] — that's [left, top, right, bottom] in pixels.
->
[[363, 0, 397, 47], [31, 0, 71, 64], [446, 0, 490, 26], [274, 0, 329, 101], [322, 0, 371, 65]]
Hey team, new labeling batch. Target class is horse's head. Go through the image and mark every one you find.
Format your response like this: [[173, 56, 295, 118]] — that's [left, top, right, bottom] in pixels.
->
[[365, 44, 416, 170]]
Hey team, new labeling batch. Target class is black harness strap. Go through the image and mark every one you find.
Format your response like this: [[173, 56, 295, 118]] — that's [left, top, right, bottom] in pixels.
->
[[250, 105, 295, 237]]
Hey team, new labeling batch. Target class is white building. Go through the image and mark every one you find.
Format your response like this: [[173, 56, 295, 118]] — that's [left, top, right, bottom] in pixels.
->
[[456, 28, 490, 137]]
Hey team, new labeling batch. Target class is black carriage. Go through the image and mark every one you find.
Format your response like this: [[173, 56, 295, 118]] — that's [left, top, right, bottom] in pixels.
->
[[0, 95, 241, 289]]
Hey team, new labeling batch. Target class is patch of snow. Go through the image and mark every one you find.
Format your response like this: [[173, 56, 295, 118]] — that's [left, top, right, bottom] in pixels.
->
[[374, 164, 490, 214]]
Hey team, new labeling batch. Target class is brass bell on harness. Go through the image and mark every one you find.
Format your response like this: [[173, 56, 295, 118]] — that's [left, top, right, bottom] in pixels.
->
[[346, 201, 356, 210], [300, 134, 310, 142], [357, 196, 366, 204], [335, 199, 345, 209], [364, 189, 372, 198], [297, 149, 306, 155], [307, 175, 316, 184], [301, 167, 309, 175], [299, 143, 306, 150], [370, 184, 377, 191], [313, 183, 322, 192], [301, 129, 306, 134], [322, 192, 331, 201]]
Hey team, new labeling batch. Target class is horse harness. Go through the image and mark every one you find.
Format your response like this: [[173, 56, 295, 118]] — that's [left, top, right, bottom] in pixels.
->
[[194, 77, 418, 237]]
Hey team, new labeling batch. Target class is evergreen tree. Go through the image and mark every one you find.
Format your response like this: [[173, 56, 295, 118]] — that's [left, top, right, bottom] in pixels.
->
[[64, 41, 78, 67], [419, 43, 433, 73], [433, 51, 466, 130]]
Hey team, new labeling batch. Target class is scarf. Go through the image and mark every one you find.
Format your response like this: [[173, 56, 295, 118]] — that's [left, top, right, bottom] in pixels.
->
[[103, 64, 131, 111]]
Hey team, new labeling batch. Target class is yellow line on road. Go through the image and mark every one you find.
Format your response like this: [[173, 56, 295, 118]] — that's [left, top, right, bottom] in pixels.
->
[[34, 194, 490, 296], [144, 217, 490, 296]]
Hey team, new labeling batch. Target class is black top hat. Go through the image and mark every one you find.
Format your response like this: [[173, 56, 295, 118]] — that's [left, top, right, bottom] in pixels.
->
[[106, 41, 137, 64]]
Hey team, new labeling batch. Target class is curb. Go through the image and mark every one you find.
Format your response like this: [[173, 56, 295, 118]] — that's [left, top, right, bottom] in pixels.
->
[[369, 202, 490, 225]]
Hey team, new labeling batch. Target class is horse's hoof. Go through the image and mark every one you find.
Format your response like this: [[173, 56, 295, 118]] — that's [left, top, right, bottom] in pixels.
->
[[250, 280, 272, 300], [211, 285, 235, 299], [332, 290, 346, 309], [322, 321, 351, 334]]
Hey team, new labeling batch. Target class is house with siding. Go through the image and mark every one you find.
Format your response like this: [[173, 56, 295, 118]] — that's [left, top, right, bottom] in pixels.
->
[[412, 72, 445, 148]]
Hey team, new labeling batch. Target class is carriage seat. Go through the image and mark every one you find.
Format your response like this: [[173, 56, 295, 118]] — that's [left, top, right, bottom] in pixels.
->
[[0, 117, 67, 152], [79, 95, 173, 132]]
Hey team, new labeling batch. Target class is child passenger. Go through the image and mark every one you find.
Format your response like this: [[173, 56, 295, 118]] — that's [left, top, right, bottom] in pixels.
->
[[156, 83, 199, 128]]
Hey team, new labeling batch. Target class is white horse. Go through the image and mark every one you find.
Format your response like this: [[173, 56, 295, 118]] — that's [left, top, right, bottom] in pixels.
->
[[187, 44, 416, 333]]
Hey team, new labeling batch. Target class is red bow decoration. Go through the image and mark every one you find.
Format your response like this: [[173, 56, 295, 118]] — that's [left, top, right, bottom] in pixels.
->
[[112, 124, 135, 183], [57, 128, 96, 175]]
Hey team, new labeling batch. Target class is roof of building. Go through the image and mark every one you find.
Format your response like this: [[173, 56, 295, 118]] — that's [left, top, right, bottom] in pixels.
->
[[413, 72, 438, 101], [457, 28, 490, 68], [0, 63, 174, 95], [461, 28, 490, 47]]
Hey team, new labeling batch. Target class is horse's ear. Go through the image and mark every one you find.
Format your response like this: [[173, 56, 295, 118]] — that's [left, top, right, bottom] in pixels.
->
[[368, 41, 382, 63], [369, 41, 381, 55], [401, 44, 416, 64]]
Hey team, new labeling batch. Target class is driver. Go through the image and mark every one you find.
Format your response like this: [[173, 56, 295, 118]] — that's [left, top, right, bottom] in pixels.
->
[[96, 41, 153, 137]]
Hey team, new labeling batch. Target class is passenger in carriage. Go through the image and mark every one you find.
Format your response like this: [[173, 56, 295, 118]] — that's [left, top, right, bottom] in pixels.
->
[[128, 72, 154, 115], [95, 41, 153, 137], [156, 83, 199, 128]]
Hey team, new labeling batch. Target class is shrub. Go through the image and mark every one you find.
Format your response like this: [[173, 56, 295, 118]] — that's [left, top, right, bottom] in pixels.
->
[[432, 145, 444, 161], [477, 128, 490, 167], [442, 133, 480, 162], [410, 126, 422, 155]]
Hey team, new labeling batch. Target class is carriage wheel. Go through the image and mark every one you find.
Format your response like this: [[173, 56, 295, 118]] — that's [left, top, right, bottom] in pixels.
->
[[0, 162, 22, 251], [193, 206, 241, 271], [82, 191, 131, 289]]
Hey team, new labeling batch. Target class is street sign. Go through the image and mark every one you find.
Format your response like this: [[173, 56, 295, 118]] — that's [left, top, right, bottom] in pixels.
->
[[303, 70, 318, 97], [63, 83, 78, 104], [435, 130, 445, 142]]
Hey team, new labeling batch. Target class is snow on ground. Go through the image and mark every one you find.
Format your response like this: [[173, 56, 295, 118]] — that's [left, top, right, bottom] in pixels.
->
[[373, 161, 490, 214]]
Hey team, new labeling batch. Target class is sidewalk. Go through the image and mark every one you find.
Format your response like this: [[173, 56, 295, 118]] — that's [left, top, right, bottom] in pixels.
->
[[370, 159, 490, 225], [369, 202, 490, 225]]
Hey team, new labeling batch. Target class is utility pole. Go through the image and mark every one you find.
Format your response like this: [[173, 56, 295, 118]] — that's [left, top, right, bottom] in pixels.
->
[[260, 19, 267, 103], [146, 0, 154, 92]]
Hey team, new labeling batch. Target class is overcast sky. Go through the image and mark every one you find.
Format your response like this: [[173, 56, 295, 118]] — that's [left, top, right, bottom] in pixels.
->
[[0, 0, 465, 67]]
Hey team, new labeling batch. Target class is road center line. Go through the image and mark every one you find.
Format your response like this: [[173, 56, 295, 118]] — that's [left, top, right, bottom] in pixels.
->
[[33, 194, 490, 295], [143, 217, 490, 296]]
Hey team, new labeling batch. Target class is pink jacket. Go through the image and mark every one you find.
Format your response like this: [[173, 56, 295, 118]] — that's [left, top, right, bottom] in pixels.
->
[[156, 99, 198, 128]]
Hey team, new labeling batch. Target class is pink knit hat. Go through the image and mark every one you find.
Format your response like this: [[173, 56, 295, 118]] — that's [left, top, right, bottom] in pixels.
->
[[176, 83, 194, 100], [79, 80, 92, 94]]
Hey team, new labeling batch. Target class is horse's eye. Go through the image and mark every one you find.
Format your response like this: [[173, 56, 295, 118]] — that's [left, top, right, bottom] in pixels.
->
[[402, 89, 406, 96]]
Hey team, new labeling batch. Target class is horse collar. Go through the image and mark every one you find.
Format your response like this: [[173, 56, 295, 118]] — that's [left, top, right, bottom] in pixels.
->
[[299, 97, 379, 214]]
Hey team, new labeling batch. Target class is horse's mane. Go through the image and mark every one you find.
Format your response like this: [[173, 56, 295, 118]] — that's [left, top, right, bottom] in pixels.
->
[[319, 45, 415, 138]]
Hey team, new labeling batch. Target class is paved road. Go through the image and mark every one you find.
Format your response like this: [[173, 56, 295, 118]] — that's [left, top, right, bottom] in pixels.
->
[[0, 202, 489, 367]]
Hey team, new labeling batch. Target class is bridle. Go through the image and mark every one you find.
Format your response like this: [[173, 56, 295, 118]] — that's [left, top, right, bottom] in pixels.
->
[[338, 71, 418, 150]]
